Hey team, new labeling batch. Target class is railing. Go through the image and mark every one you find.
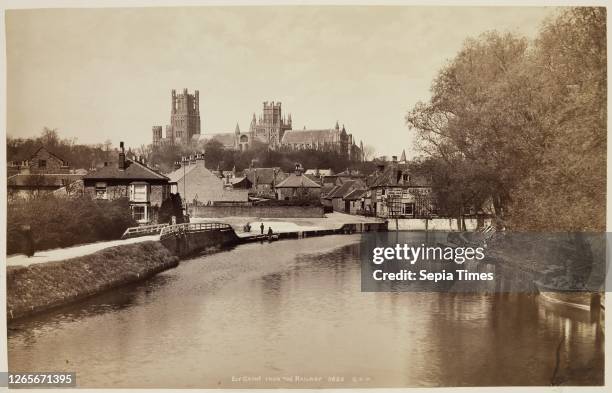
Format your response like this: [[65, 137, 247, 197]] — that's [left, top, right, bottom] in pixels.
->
[[159, 222, 233, 240], [121, 223, 169, 239]]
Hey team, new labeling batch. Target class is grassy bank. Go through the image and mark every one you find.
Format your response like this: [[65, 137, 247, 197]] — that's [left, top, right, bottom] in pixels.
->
[[7, 241, 178, 320]]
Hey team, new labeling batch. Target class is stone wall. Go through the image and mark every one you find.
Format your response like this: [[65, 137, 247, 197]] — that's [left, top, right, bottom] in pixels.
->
[[160, 228, 239, 257], [191, 205, 325, 218]]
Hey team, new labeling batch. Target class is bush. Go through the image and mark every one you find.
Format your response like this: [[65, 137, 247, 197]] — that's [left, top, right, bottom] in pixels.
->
[[158, 193, 185, 224], [7, 196, 136, 255]]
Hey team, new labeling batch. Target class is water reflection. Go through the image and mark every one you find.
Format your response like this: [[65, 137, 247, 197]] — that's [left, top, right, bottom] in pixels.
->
[[8, 234, 604, 388]]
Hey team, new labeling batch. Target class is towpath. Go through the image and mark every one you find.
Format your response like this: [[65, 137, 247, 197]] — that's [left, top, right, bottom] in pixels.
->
[[7, 212, 384, 267]]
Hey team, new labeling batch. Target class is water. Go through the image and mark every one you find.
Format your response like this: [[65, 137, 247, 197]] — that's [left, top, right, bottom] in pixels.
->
[[8, 234, 604, 388]]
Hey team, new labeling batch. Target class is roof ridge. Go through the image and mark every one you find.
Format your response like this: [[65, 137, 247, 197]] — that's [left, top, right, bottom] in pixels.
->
[[129, 159, 169, 180]]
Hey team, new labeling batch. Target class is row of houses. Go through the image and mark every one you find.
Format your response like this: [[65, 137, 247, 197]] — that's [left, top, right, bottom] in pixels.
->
[[8, 144, 435, 224], [321, 154, 435, 218]]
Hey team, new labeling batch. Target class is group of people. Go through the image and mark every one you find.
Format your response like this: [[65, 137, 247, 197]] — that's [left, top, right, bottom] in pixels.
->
[[243, 222, 274, 237]]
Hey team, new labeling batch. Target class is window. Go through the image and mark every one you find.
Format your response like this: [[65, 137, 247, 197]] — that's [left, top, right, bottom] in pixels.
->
[[95, 182, 107, 199], [403, 203, 414, 216], [403, 174, 409, 182], [132, 205, 147, 222], [39, 159, 47, 168], [130, 184, 149, 202], [162, 185, 169, 202]]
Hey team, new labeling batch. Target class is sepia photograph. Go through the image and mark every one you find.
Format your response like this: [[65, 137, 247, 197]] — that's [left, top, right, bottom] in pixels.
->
[[2, 1, 607, 390]]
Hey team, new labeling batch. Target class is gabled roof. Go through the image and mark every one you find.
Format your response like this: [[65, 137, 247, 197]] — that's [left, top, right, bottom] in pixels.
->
[[370, 163, 432, 188], [322, 184, 339, 198], [166, 162, 199, 183], [327, 179, 364, 199], [344, 189, 367, 201], [9, 145, 68, 165], [275, 173, 321, 188], [83, 159, 168, 181]]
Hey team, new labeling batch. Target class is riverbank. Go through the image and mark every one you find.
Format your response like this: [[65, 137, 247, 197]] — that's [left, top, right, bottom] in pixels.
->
[[7, 213, 384, 320], [7, 241, 178, 320]]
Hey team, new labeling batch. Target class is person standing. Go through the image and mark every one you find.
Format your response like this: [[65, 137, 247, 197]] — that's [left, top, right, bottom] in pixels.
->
[[260, 222, 265, 235]]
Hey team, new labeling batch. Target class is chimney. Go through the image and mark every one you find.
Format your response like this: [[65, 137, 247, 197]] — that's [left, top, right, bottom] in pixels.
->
[[174, 161, 181, 170], [118, 142, 126, 170], [392, 155, 398, 163], [294, 163, 303, 176]]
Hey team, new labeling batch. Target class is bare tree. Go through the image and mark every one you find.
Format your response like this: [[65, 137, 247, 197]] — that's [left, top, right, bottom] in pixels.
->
[[362, 144, 376, 161]]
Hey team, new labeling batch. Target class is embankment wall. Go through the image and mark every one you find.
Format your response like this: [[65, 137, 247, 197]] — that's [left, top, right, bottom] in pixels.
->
[[390, 218, 491, 231], [191, 205, 324, 218], [160, 228, 239, 257]]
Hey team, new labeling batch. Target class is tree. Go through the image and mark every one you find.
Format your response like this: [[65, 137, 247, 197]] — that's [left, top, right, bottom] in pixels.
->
[[406, 8, 605, 232], [203, 140, 225, 169], [362, 145, 376, 161]]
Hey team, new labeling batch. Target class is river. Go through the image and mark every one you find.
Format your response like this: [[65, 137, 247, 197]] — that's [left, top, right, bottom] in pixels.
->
[[7, 233, 604, 388]]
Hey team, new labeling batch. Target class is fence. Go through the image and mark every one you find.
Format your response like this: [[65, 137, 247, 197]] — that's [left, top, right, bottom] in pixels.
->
[[121, 223, 169, 239], [159, 222, 233, 240]]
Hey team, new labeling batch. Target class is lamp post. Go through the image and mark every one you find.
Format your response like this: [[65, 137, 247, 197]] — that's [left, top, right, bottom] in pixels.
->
[[182, 156, 188, 220]]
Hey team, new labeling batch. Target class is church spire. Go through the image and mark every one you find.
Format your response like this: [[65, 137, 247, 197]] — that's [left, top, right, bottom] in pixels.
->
[[335, 121, 340, 130], [235, 123, 240, 135], [400, 149, 407, 163]]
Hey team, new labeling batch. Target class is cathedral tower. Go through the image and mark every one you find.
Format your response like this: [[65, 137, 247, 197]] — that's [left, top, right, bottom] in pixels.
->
[[169, 88, 201, 144]]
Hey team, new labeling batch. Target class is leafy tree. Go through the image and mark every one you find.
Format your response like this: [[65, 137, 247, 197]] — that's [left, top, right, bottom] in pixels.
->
[[406, 7, 606, 231]]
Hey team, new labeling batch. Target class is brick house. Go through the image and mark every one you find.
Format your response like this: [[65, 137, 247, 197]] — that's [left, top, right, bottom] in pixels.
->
[[7, 146, 83, 199], [8, 146, 71, 176], [83, 143, 171, 224]]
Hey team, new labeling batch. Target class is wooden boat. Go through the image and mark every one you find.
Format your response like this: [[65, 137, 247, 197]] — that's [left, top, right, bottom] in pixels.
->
[[535, 281, 597, 311]]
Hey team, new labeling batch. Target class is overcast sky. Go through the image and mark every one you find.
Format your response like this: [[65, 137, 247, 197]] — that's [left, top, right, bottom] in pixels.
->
[[6, 6, 557, 157]]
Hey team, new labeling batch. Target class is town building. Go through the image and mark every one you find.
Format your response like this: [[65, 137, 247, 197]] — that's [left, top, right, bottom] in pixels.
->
[[7, 146, 83, 199], [323, 179, 366, 213], [368, 156, 435, 218], [242, 167, 288, 197], [344, 189, 368, 215], [83, 142, 171, 224], [275, 164, 322, 201], [152, 88, 201, 145], [166, 153, 249, 206], [8, 146, 71, 175]]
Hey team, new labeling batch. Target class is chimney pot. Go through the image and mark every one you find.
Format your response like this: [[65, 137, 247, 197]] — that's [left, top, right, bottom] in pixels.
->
[[118, 141, 126, 170]]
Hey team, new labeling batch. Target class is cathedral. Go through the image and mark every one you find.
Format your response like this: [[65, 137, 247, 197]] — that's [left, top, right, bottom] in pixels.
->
[[152, 91, 363, 161], [204, 101, 363, 161]]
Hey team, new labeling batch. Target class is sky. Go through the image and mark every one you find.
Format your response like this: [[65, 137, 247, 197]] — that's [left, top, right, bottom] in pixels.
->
[[6, 6, 558, 158]]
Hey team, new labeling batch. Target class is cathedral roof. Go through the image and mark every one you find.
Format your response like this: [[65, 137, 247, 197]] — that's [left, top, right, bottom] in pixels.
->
[[281, 129, 341, 144]]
